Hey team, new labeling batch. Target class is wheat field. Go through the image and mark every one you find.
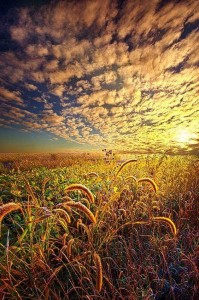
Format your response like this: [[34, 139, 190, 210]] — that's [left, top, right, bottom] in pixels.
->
[[0, 153, 198, 299]]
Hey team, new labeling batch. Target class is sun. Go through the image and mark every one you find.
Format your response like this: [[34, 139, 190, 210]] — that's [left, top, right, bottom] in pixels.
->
[[176, 129, 197, 144]]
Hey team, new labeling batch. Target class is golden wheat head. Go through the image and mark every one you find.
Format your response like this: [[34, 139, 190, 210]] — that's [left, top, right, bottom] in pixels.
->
[[80, 198, 91, 208], [152, 216, 177, 236], [138, 177, 158, 193], [62, 195, 74, 202], [66, 201, 96, 223], [65, 184, 95, 203], [0, 202, 22, 223], [66, 238, 75, 259], [53, 208, 71, 223], [56, 202, 72, 213], [125, 175, 138, 183], [76, 219, 92, 242], [93, 252, 103, 292], [85, 172, 99, 178], [115, 159, 137, 178]]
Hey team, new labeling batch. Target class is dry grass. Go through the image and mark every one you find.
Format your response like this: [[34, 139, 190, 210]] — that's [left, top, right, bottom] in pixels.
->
[[65, 184, 95, 203]]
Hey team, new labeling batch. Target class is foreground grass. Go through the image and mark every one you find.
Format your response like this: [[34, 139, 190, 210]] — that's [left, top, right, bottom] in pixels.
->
[[0, 154, 198, 299]]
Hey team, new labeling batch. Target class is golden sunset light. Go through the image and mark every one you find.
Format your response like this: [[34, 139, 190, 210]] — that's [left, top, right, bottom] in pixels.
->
[[176, 129, 197, 145]]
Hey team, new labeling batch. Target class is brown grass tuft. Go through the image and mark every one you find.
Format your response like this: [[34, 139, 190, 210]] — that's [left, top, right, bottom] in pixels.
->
[[65, 184, 95, 203]]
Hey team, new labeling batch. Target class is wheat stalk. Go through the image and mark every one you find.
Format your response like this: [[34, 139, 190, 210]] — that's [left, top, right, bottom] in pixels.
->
[[125, 175, 138, 183], [27, 206, 52, 224], [77, 219, 92, 243], [76, 218, 83, 230], [81, 198, 91, 208], [0, 202, 23, 237], [58, 217, 69, 232], [62, 195, 74, 202], [115, 159, 137, 178], [66, 201, 96, 223], [24, 178, 38, 205], [56, 202, 72, 213], [62, 232, 68, 246], [65, 184, 95, 203], [0, 202, 22, 223], [53, 208, 71, 223], [85, 172, 99, 178], [110, 159, 137, 188], [41, 177, 50, 203], [66, 238, 75, 259], [93, 252, 103, 292], [106, 217, 176, 245], [152, 216, 177, 236], [138, 177, 158, 193]]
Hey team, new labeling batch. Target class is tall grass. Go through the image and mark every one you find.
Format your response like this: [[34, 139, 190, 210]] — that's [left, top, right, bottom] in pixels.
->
[[0, 153, 198, 299]]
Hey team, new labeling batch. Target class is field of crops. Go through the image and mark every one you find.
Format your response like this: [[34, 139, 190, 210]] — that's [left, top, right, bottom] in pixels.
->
[[0, 153, 198, 299]]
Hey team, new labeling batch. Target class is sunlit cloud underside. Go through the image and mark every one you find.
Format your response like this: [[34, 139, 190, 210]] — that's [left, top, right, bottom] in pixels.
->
[[0, 0, 199, 154]]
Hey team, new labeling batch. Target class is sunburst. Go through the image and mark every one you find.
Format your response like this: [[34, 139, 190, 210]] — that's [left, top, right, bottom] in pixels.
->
[[176, 129, 197, 145]]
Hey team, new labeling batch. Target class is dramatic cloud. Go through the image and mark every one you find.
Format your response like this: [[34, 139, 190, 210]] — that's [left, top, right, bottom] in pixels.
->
[[0, 0, 198, 153], [0, 87, 24, 104]]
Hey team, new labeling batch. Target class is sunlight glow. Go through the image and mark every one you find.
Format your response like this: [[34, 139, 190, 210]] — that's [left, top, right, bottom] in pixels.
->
[[176, 129, 197, 144]]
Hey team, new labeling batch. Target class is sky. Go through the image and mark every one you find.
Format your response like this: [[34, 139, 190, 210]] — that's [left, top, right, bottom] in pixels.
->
[[0, 0, 199, 154]]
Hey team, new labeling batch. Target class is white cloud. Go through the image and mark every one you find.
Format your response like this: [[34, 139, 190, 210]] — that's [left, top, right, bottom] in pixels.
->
[[0, 0, 198, 153]]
